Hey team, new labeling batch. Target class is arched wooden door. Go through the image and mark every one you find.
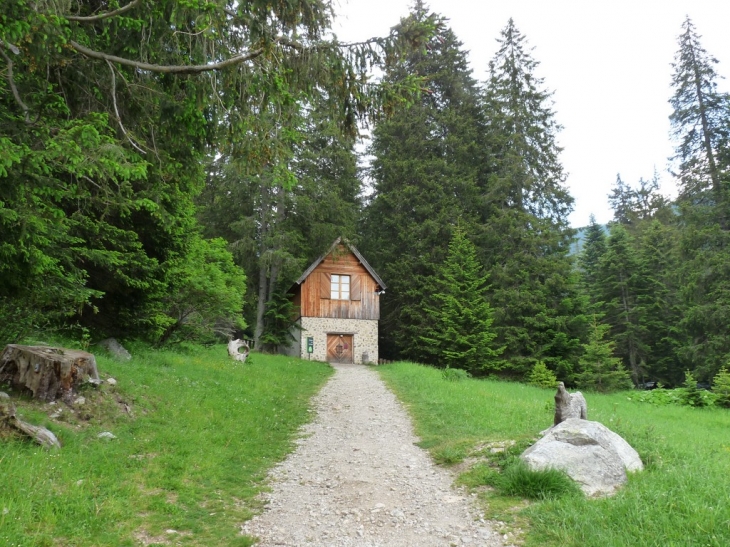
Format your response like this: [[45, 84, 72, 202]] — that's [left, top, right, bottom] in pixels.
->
[[327, 334, 353, 363]]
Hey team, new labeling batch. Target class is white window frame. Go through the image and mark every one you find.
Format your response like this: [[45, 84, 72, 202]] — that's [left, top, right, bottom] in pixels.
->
[[331, 274, 350, 300]]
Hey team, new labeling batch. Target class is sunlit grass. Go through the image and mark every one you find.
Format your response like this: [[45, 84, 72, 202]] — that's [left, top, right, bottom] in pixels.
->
[[379, 362, 730, 547], [0, 345, 332, 547]]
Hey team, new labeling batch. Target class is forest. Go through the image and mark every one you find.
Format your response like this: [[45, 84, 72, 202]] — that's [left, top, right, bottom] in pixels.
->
[[2, 0, 730, 389]]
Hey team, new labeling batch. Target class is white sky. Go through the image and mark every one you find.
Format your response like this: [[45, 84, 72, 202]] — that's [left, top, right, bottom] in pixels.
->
[[332, 0, 730, 227]]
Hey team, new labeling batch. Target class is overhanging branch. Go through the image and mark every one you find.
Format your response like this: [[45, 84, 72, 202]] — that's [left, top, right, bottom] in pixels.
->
[[70, 41, 265, 74], [66, 0, 141, 22], [0, 45, 30, 124]]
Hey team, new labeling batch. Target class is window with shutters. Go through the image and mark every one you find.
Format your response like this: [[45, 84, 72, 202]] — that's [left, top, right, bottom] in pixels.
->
[[331, 274, 350, 300]]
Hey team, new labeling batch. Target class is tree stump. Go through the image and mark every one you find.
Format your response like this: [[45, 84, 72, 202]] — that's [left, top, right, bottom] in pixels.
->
[[0, 345, 100, 404]]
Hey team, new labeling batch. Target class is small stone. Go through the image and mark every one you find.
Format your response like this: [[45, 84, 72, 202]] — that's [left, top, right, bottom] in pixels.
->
[[0, 392, 9, 400], [74, 396, 86, 405], [97, 431, 117, 440], [106, 378, 117, 386]]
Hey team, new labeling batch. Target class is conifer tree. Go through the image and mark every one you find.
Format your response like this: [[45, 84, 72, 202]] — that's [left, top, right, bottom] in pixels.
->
[[361, 3, 485, 361], [578, 216, 608, 312], [669, 17, 730, 207], [419, 228, 502, 373], [576, 320, 633, 393], [668, 18, 730, 380], [595, 224, 648, 384], [479, 19, 583, 376]]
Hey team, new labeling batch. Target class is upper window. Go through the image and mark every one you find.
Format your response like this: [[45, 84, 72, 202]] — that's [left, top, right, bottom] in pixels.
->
[[331, 274, 350, 300]]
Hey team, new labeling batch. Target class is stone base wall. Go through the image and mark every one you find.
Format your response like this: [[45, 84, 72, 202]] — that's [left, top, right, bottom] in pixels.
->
[[298, 317, 378, 364]]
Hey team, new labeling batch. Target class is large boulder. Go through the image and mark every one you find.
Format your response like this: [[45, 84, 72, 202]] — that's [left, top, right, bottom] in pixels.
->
[[521, 418, 643, 497]]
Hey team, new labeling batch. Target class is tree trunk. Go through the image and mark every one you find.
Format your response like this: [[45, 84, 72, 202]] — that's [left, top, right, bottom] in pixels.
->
[[0, 345, 100, 404]]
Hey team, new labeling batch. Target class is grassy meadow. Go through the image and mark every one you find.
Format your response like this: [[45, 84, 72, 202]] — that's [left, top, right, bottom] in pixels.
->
[[0, 344, 332, 547], [378, 362, 730, 547]]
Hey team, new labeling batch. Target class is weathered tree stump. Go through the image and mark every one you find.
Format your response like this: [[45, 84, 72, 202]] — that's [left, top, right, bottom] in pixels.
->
[[0, 345, 100, 404], [228, 339, 250, 362], [0, 398, 61, 449]]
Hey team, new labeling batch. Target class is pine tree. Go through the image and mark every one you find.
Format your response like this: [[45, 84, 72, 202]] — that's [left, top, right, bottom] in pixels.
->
[[361, 3, 485, 361], [478, 19, 584, 377], [419, 228, 502, 373]]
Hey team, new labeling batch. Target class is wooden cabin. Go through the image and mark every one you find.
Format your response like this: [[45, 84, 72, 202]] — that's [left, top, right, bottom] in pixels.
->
[[285, 238, 386, 364]]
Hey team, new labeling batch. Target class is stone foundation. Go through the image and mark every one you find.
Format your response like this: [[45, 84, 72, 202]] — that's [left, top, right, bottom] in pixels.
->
[[297, 317, 378, 364]]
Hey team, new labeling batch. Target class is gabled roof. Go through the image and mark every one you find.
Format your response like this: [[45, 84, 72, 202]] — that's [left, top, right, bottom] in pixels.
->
[[295, 237, 387, 289]]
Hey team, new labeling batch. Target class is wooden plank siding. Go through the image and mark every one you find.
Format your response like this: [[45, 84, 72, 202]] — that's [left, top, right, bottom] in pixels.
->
[[298, 247, 381, 320]]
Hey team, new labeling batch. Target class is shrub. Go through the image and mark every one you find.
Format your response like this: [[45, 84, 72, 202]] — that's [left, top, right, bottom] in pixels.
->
[[442, 367, 471, 382], [527, 361, 558, 389], [680, 370, 711, 407], [712, 367, 730, 408]]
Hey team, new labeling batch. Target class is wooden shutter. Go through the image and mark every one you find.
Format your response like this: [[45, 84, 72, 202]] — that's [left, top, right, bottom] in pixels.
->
[[320, 272, 331, 299], [350, 275, 362, 301]]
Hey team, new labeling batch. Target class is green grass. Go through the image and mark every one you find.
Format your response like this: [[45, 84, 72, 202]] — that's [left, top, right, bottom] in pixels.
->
[[378, 362, 730, 547], [0, 344, 332, 547]]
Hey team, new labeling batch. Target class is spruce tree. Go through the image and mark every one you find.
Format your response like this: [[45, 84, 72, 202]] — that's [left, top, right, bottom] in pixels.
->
[[578, 215, 608, 312], [419, 228, 502, 373], [669, 17, 730, 207], [479, 19, 584, 377], [361, 3, 485, 361], [595, 224, 648, 385], [576, 320, 633, 393], [668, 18, 730, 380]]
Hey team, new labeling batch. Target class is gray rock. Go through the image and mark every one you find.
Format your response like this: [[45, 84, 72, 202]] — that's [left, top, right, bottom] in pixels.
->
[[522, 418, 643, 497], [98, 338, 131, 361], [0, 392, 9, 400], [106, 378, 117, 386], [554, 382, 587, 425], [97, 431, 117, 440]]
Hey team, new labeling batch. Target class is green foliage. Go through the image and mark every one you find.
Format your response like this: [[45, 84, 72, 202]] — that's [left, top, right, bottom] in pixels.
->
[[360, 4, 486, 361], [442, 367, 471, 382], [494, 459, 581, 501], [259, 284, 301, 352], [419, 228, 503, 374], [0, 344, 332, 546], [479, 19, 585, 377], [679, 370, 713, 407], [158, 236, 247, 344], [527, 361, 558, 389], [712, 367, 730, 407], [576, 320, 634, 393]]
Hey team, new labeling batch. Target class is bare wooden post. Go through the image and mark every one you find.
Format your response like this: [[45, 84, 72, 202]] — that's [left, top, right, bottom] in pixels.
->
[[0, 345, 100, 404]]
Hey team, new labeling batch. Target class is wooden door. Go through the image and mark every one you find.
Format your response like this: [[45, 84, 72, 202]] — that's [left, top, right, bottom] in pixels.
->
[[327, 334, 353, 363]]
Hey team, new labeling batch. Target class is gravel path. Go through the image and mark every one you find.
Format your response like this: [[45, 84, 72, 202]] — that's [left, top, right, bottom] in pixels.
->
[[241, 363, 505, 546]]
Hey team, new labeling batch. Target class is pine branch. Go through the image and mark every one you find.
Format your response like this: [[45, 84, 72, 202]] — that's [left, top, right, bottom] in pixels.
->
[[70, 41, 265, 74]]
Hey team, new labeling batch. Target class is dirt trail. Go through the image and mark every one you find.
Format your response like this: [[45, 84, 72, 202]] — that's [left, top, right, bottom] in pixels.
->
[[241, 363, 505, 546]]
